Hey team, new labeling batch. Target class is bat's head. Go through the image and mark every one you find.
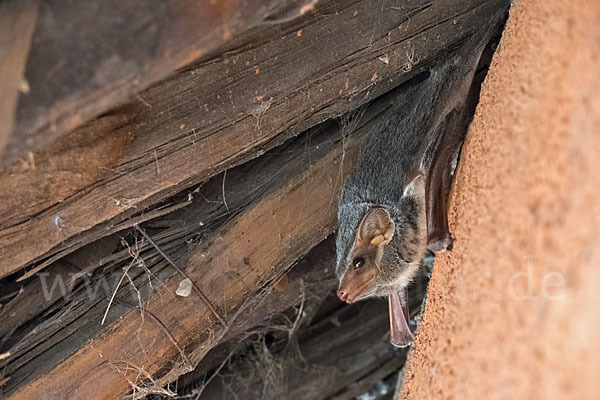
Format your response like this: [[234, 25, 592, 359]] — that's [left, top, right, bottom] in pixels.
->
[[336, 176, 426, 304]]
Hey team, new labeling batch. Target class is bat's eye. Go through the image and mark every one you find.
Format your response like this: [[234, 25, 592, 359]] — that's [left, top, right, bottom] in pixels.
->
[[352, 257, 365, 269]]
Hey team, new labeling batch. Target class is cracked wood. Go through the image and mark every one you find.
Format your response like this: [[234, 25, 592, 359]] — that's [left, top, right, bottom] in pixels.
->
[[0, 0, 506, 279]]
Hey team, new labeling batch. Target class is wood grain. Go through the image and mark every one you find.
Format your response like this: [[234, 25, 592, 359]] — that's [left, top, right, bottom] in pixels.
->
[[0, 0, 508, 279], [3, 92, 369, 399], [2, 0, 311, 164]]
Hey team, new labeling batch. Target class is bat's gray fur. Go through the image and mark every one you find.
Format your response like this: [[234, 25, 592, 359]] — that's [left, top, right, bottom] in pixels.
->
[[336, 22, 502, 296]]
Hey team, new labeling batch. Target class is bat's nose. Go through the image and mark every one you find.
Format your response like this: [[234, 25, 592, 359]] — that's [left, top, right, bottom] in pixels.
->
[[337, 289, 352, 303]]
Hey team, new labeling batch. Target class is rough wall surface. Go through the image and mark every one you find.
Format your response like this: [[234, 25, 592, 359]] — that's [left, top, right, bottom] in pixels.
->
[[401, 0, 600, 399]]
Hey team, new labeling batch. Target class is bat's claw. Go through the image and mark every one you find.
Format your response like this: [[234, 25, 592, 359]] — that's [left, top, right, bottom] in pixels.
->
[[390, 334, 414, 348], [427, 231, 454, 253]]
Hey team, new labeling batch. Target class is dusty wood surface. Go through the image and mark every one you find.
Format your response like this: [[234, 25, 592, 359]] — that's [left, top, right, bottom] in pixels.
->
[[1, 93, 373, 399], [0, 0, 40, 158], [0, 0, 507, 280], [2, 0, 315, 165]]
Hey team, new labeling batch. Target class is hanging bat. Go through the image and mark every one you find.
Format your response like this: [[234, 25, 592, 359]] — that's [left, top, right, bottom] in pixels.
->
[[335, 19, 504, 347]]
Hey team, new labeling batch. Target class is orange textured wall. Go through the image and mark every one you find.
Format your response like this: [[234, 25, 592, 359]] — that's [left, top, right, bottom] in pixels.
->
[[400, 0, 600, 398]]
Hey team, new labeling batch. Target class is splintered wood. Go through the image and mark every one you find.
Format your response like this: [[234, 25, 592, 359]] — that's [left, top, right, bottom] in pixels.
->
[[0, 0, 505, 279]]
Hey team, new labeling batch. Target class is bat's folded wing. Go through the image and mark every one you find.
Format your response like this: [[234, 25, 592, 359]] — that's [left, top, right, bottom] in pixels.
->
[[389, 289, 414, 347]]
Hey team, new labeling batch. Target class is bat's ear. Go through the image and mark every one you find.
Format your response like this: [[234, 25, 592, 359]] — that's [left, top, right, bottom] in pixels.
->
[[358, 208, 395, 246], [403, 175, 425, 198]]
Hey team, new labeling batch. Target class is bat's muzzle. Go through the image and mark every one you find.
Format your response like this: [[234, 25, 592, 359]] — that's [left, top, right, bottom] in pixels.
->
[[337, 271, 376, 304], [337, 288, 352, 303]]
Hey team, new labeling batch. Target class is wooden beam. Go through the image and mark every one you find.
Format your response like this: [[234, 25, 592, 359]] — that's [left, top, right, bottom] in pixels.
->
[[1, 0, 316, 165], [2, 88, 378, 398], [0, 0, 508, 280]]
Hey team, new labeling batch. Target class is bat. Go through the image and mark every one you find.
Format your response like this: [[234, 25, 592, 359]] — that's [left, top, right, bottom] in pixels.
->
[[335, 17, 505, 347]]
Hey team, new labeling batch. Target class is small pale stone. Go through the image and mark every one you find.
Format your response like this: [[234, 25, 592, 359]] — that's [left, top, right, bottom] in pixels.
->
[[176, 278, 193, 297]]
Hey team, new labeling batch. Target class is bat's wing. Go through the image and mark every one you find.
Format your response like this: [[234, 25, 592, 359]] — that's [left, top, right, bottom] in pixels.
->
[[420, 16, 506, 252], [389, 289, 414, 347], [421, 106, 471, 252]]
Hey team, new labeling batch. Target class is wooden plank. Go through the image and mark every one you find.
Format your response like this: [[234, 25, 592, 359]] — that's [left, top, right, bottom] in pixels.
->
[[1, 0, 311, 164], [0, 0, 508, 279], [0, 112, 361, 392], [0, 0, 40, 158], [2, 89, 375, 398]]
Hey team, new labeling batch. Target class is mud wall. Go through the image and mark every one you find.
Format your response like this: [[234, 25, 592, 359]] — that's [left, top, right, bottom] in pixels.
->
[[401, 0, 600, 398]]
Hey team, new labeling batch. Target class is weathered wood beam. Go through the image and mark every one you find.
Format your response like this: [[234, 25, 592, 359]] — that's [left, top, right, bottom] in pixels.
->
[[0, 110, 359, 397], [3, 87, 382, 398], [2, 0, 315, 165], [0, 0, 508, 279]]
